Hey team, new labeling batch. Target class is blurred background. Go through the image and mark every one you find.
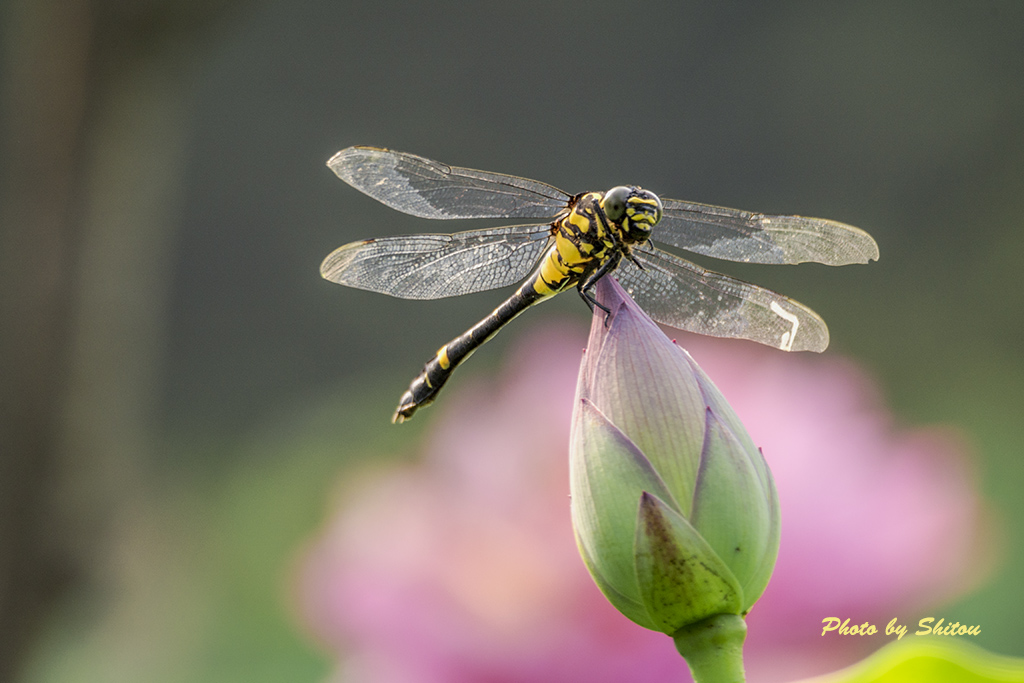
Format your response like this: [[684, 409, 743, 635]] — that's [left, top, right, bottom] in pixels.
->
[[2, 0, 1023, 681]]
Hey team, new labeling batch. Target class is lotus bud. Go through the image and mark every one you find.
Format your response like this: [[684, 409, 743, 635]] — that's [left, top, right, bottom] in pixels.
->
[[570, 277, 780, 682]]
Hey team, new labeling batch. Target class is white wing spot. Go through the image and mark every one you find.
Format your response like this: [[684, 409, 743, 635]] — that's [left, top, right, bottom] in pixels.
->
[[770, 301, 799, 352]]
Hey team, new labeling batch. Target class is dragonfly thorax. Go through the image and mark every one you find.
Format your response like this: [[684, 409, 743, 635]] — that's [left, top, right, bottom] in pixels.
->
[[599, 186, 663, 245]]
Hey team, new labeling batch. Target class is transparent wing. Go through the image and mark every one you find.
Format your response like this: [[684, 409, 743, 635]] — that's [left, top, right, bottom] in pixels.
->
[[657, 198, 879, 266], [320, 224, 553, 300], [614, 245, 830, 352], [328, 146, 572, 220]]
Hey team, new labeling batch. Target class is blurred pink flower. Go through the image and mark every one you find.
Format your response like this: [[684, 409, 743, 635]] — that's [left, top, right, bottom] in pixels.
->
[[295, 321, 990, 683]]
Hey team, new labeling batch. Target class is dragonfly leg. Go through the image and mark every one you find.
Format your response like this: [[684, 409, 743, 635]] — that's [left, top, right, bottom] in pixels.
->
[[577, 285, 611, 320], [578, 253, 621, 326]]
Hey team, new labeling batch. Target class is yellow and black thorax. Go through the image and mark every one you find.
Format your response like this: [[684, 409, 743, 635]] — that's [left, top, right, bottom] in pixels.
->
[[532, 187, 664, 297]]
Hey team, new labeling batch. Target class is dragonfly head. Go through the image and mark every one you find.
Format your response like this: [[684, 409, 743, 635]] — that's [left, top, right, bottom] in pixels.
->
[[600, 186, 663, 244]]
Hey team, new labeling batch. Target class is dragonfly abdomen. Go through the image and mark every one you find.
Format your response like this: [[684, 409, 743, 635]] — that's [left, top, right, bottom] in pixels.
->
[[392, 259, 564, 423]]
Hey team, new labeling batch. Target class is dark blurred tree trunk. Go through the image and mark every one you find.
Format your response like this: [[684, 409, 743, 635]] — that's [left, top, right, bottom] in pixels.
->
[[0, 1, 95, 680], [1, 2, 233, 679]]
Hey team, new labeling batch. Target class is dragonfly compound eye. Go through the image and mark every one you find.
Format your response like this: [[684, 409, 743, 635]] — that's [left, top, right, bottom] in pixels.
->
[[601, 186, 631, 223]]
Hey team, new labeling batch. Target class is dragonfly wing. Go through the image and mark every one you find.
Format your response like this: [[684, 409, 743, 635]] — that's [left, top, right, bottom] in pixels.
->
[[614, 246, 830, 352], [328, 146, 571, 220], [658, 198, 879, 266], [320, 225, 553, 300]]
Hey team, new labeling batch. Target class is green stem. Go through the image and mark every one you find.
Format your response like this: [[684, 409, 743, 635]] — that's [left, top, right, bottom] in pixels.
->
[[672, 613, 747, 683]]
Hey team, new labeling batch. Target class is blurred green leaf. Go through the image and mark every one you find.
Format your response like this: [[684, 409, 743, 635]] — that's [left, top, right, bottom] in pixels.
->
[[796, 639, 1024, 683]]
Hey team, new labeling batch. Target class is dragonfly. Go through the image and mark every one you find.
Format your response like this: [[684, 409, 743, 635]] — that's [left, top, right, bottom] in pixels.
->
[[321, 146, 878, 423]]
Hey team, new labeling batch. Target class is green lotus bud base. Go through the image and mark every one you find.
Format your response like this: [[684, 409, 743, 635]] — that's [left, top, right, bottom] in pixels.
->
[[673, 613, 747, 683]]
